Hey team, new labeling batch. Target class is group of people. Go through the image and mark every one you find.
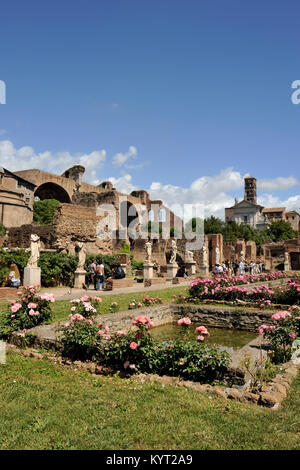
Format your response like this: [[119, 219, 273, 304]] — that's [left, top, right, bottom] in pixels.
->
[[86, 259, 105, 291], [213, 259, 264, 276], [85, 259, 126, 291]]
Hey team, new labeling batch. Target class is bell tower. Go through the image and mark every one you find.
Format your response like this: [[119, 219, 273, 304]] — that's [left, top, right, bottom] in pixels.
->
[[244, 176, 257, 204]]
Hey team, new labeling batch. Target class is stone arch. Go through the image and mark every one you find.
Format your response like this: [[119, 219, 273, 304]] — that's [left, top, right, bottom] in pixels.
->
[[119, 201, 139, 246], [35, 182, 71, 203]]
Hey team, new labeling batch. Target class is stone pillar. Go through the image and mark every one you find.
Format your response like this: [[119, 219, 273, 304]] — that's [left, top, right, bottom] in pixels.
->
[[143, 262, 154, 280], [199, 265, 208, 276], [23, 267, 41, 287], [74, 269, 87, 289], [166, 263, 178, 280], [186, 261, 196, 276]]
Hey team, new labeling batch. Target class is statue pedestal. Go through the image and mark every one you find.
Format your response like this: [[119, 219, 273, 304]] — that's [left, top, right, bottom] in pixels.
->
[[143, 263, 154, 280], [186, 261, 196, 276], [284, 262, 289, 272], [23, 267, 41, 287], [166, 263, 178, 280], [199, 265, 209, 276], [74, 270, 87, 289]]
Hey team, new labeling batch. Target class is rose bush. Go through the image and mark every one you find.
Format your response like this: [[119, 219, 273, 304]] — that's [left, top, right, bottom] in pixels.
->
[[69, 295, 102, 319], [59, 313, 230, 383], [0, 285, 54, 339], [258, 307, 300, 364], [188, 275, 300, 306]]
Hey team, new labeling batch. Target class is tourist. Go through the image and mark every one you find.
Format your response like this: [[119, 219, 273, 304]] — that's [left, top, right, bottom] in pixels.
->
[[222, 262, 227, 273], [113, 264, 125, 279], [176, 266, 187, 278], [232, 260, 239, 275], [8, 270, 20, 288], [213, 263, 223, 275], [95, 259, 105, 290], [249, 260, 255, 275], [239, 260, 245, 274], [87, 258, 96, 289]]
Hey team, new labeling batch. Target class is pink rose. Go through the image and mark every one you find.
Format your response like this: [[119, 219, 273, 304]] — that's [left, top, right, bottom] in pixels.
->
[[11, 303, 22, 314], [130, 341, 138, 350], [28, 303, 37, 309], [178, 317, 191, 326], [289, 332, 296, 339], [124, 361, 130, 369]]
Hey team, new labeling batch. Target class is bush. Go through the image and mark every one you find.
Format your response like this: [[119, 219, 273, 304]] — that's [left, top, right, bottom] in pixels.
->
[[60, 316, 101, 361], [0, 286, 54, 339], [0, 224, 6, 236], [33, 199, 60, 225], [258, 307, 300, 364], [0, 249, 30, 281], [60, 314, 230, 383], [39, 252, 78, 287]]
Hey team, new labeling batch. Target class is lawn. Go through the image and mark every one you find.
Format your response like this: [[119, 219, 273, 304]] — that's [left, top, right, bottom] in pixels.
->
[[0, 285, 191, 323], [0, 349, 299, 450]]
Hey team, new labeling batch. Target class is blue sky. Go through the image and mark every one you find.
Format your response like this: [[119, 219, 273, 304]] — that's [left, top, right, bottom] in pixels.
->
[[0, 0, 299, 218]]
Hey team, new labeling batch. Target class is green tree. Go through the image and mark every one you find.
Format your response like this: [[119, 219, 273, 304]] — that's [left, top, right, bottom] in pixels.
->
[[184, 217, 204, 234], [204, 216, 224, 234], [265, 220, 298, 242], [33, 199, 60, 225]]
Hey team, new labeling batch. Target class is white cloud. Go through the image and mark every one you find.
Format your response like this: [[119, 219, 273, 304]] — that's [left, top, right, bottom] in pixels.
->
[[108, 167, 300, 221], [112, 145, 138, 167], [0, 139, 106, 185], [108, 173, 139, 194], [258, 176, 300, 191], [1, 138, 299, 220]]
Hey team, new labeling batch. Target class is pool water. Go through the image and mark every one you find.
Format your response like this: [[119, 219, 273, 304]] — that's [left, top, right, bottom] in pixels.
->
[[150, 323, 257, 351]]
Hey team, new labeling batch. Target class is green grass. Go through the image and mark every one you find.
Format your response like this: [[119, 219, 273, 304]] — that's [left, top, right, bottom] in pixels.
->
[[0, 286, 190, 323], [0, 282, 281, 326], [0, 349, 299, 450]]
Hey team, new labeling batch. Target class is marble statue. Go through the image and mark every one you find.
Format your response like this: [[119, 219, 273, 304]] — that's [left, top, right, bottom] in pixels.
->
[[170, 239, 177, 264], [202, 245, 208, 265], [145, 240, 152, 263], [76, 242, 86, 270], [27, 234, 41, 268], [185, 250, 194, 263]]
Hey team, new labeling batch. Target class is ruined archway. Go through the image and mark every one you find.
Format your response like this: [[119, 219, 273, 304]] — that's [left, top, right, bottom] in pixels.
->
[[119, 201, 139, 246], [35, 182, 71, 203]]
